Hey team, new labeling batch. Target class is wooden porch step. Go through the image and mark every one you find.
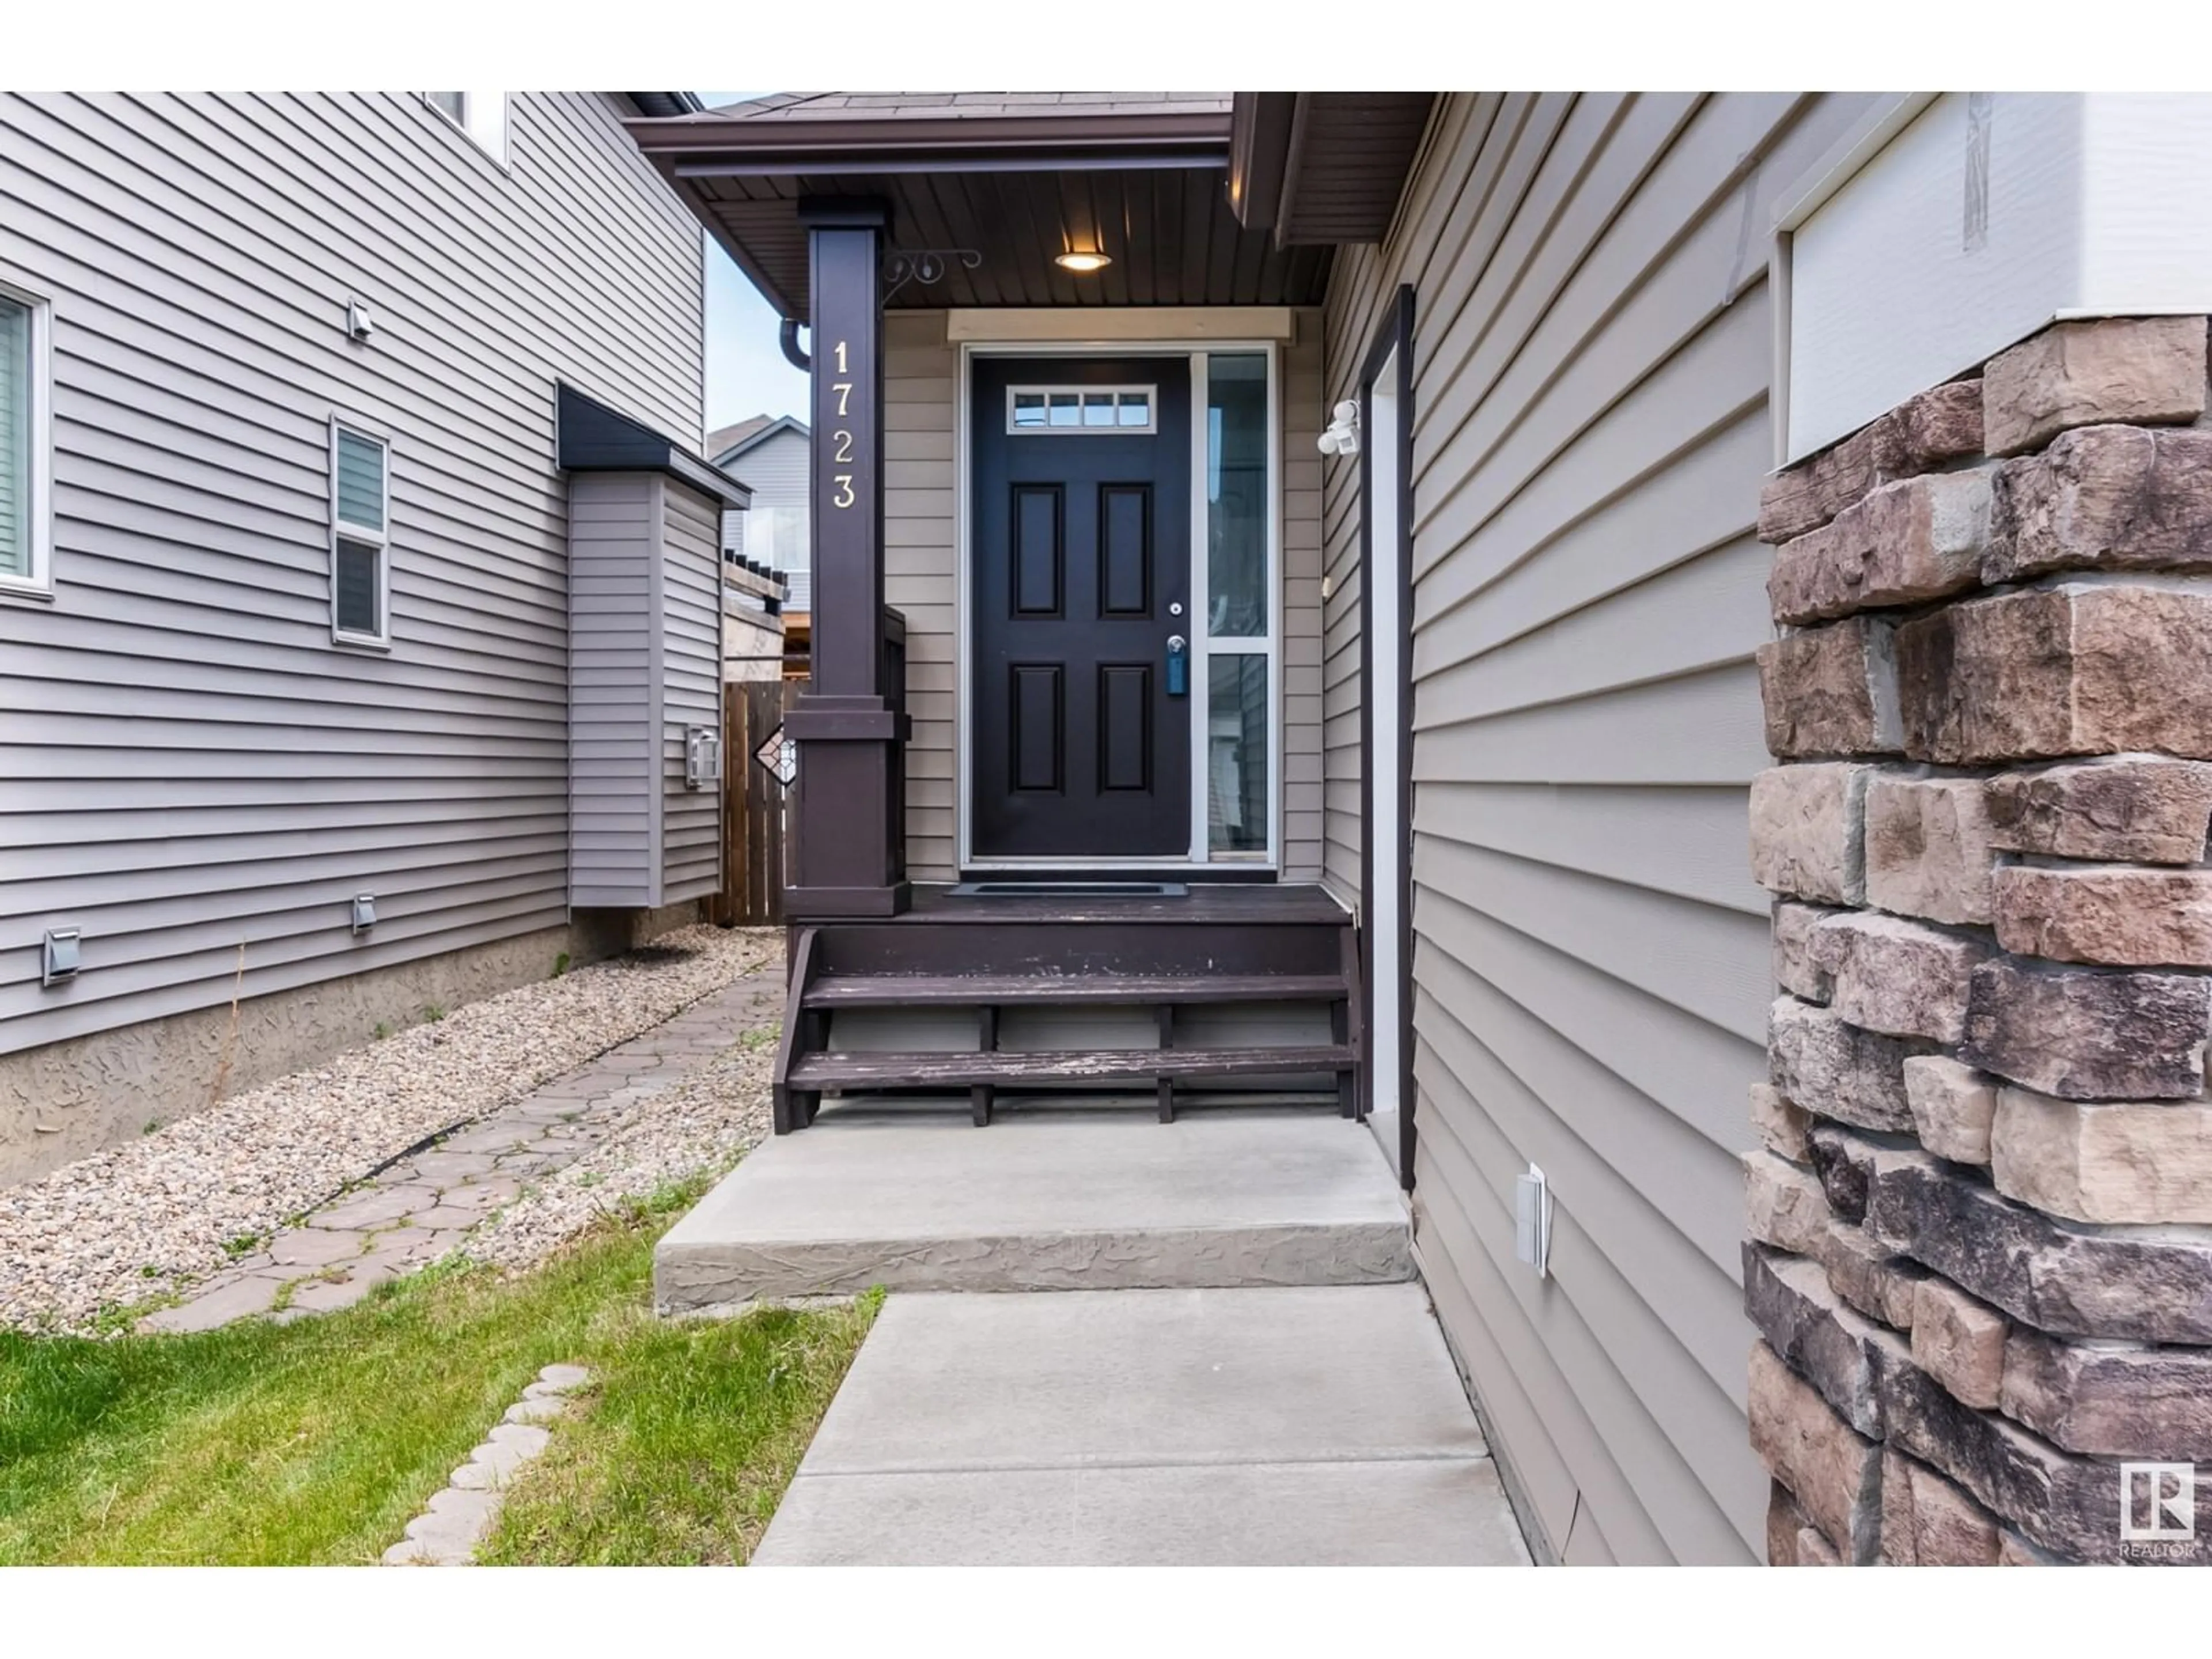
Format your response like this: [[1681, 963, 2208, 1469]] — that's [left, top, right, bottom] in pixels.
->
[[787, 1044, 1355, 1089], [801, 973, 1347, 1009]]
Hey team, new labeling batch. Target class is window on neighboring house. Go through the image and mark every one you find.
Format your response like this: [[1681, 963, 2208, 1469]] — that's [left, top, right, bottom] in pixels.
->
[[422, 92, 510, 164], [0, 284, 51, 595], [749, 504, 809, 572], [330, 421, 390, 646]]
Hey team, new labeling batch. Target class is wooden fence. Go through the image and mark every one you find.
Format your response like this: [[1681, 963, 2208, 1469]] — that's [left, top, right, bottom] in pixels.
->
[[711, 678, 791, 927]]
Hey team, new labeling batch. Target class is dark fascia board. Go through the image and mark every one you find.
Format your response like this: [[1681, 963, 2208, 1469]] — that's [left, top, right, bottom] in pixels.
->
[[1228, 92, 1297, 233], [1233, 90, 1436, 248], [627, 108, 1233, 164], [711, 414, 810, 469], [557, 383, 752, 509]]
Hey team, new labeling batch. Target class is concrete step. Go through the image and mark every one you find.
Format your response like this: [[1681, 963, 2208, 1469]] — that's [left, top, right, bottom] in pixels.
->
[[753, 1285, 1531, 1566], [654, 1111, 1410, 1308]]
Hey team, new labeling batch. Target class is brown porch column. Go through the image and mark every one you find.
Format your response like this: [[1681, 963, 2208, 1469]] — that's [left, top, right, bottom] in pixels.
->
[[784, 197, 910, 918]]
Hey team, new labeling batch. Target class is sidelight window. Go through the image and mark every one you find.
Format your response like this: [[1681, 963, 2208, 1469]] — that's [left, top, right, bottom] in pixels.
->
[[1197, 350, 1275, 861]]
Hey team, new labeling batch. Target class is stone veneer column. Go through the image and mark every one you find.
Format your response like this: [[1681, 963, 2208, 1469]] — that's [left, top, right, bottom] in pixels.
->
[[1748, 314, 2212, 1566]]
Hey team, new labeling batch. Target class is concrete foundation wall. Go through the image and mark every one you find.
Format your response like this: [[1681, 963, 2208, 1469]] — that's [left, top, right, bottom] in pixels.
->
[[1, 903, 702, 1188]]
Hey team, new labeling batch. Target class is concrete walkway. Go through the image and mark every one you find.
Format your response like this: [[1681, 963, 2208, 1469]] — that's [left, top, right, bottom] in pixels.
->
[[756, 1283, 1529, 1566], [140, 975, 777, 1334], [665, 1109, 1531, 1565]]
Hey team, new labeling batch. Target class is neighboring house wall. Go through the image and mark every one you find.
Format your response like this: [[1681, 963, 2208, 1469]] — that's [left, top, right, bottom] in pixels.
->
[[1320, 90, 1881, 1563], [877, 310, 1324, 883], [720, 424, 812, 611], [0, 92, 704, 1181]]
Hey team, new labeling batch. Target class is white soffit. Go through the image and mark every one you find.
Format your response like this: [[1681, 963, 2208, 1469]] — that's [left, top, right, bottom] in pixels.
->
[[1785, 93, 2212, 463]]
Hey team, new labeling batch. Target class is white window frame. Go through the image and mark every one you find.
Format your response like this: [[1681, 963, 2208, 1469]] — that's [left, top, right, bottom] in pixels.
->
[[329, 418, 392, 650], [956, 340, 1282, 872], [0, 277, 55, 600], [421, 92, 510, 167], [1005, 384, 1160, 436]]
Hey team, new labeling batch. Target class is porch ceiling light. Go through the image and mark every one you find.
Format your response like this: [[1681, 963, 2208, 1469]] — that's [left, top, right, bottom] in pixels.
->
[[1055, 249, 1112, 274]]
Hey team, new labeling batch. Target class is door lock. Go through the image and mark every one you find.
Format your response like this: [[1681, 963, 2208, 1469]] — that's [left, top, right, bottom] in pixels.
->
[[1166, 634, 1188, 696]]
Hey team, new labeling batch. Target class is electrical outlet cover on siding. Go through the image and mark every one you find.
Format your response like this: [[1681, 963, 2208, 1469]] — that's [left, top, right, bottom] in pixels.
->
[[1786, 93, 2212, 462]]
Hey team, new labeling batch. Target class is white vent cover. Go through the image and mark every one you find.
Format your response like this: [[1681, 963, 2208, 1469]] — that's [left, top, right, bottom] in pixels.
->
[[1515, 1164, 1552, 1279]]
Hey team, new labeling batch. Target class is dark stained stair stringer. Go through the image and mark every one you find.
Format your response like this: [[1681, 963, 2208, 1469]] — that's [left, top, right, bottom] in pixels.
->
[[770, 892, 1362, 1131]]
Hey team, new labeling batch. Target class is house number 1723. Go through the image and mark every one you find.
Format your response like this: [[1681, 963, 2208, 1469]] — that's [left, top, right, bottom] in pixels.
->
[[831, 338, 856, 508]]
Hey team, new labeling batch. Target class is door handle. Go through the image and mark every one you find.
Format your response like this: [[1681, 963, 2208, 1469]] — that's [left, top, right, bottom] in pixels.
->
[[1166, 634, 1188, 697]]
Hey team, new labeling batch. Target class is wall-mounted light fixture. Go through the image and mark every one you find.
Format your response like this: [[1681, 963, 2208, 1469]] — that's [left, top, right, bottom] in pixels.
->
[[684, 725, 723, 790], [1317, 398, 1361, 456]]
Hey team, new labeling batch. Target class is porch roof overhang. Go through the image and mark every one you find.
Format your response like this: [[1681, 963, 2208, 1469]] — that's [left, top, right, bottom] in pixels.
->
[[1228, 93, 1438, 245], [624, 93, 1344, 323]]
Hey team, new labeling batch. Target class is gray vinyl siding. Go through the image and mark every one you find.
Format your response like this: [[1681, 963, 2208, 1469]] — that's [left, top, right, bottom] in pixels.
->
[[0, 92, 703, 1056], [1321, 91, 1882, 1563], [661, 482, 724, 901], [721, 426, 812, 610], [568, 473, 660, 908], [884, 310, 1324, 882]]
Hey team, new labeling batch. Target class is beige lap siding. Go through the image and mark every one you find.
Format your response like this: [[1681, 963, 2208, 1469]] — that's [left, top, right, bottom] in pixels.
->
[[884, 310, 1324, 882], [885, 313, 960, 879], [1320, 92, 1887, 1564]]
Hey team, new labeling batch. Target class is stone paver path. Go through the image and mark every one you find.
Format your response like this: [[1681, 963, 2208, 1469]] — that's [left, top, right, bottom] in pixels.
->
[[384, 1363, 594, 1565], [140, 976, 775, 1334]]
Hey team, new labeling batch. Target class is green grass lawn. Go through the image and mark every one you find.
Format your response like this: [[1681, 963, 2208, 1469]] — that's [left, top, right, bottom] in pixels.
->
[[0, 1185, 877, 1566]]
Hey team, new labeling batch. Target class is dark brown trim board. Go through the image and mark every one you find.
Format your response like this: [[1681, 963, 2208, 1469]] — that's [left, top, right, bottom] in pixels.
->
[[1358, 285, 1416, 1194], [954, 868, 1279, 885]]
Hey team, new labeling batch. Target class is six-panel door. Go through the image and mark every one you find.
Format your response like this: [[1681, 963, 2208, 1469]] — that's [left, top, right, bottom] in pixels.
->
[[969, 356, 1193, 861]]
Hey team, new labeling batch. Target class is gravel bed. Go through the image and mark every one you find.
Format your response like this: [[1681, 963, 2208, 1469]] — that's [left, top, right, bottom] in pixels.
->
[[461, 1029, 776, 1274], [0, 925, 778, 1335]]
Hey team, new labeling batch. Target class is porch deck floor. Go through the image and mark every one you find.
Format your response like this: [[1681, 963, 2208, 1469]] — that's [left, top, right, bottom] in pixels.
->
[[881, 881, 1349, 925], [754, 1285, 1531, 1566], [654, 1110, 1408, 1308]]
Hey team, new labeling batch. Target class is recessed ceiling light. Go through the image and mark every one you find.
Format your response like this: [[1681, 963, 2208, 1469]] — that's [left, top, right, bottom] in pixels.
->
[[1055, 251, 1112, 274]]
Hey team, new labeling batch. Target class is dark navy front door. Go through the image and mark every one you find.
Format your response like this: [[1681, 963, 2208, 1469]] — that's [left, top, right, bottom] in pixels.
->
[[971, 357, 1192, 861]]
